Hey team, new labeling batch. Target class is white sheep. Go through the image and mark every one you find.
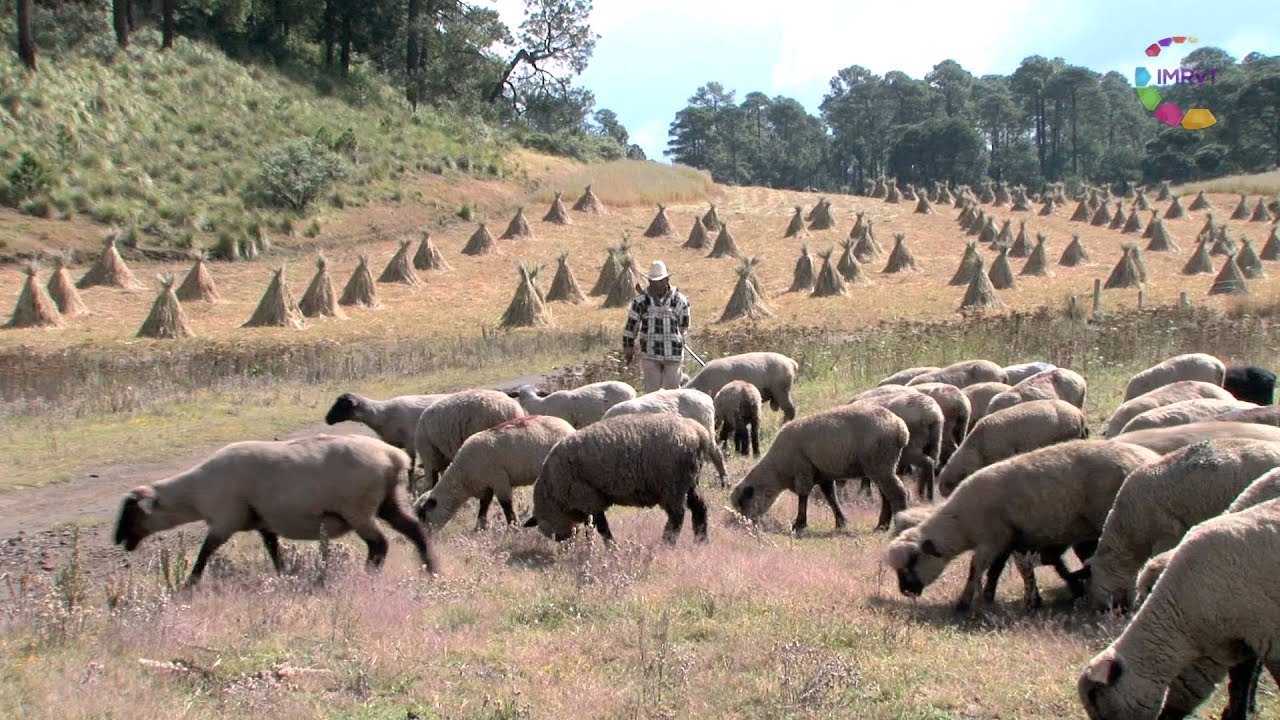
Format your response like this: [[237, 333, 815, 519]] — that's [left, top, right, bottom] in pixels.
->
[[906, 359, 1008, 388], [713, 380, 763, 457], [847, 390, 944, 500], [1122, 352, 1226, 402], [1110, 420, 1280, 455], [602, 388, 715, 435], [682, 351, 801, 422], [961, 381, 1013, 431], [507, 381, 636, 428], [878, 366, 939, 386], [113, 434, 437, 586], [1211, 405, 1280, 427], [416, 415, 576, 530], [413, 389, 526, 493], [1102, 381, 1236, 437], [1002, 361, 1057, 385], [906, 382, 972, 467], [984, 367, 1087, 416], [1117, 397, 1258, 434], [324, 392, 450, 471], [937, 399, 1089, 497]]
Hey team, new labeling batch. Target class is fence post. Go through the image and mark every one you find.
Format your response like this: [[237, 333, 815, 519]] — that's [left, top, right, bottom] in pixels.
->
[[1137, 289, 1145, 311], [1092, 278, 1102, 317]]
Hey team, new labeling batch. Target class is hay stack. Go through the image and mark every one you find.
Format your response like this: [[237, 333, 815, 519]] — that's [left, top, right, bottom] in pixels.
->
[[1129, 244, 1149, 283], [720, 256, 773, 322], [1009, 220, 1031, 257], [339, 254, 379, 308], [993, 183, 1010, 207], [949, 241, 982, 286], [789, 243, 816, 293], [994, 219, 1014, 249], [1109, 203, 1127, 230], [1208, 255, 1249, 296], [1250, 198, 1273, 223], [810, 248, 847, 298], [1260, 225, 1280, 261], [959, 257, 1003, 312], [546, 250, 585, 304], [603, 254, 643, 309], [643, 204, 674, 238], [1141, 210, 1160, 239], [988, 247, 1017, 289], [853, 220, 882, 263], [299, 254, 346, 318], [958, 202, 975, 227], [1146, 217, 1179, 252], [881, 233, 919, 274], [175, 255, 220, 303], [543, 191, 573, 224], [850, 211, 868, 241], [702, 204, 722, 232], [967, 208, 987, 235], [1122, 206, 1143, 233], [1198, 214, 1219, 243], [1164, 195, 1187, 219], [243, 267, 304, 329], [1189, 191, 1212, 211], [707, 221, 743, 259], [1237, 238, 1265, 279], [5, 265, 65, 329], [500, 263, 552, 328], [978, 183, 995, 204], [48, 256, 89, 315], [379, 239, 423, 286], [461, 223, 498, 256], [137, 274, 194, 339], [590, 239, 631, 296], [1039, 197, 1057, 216], [836, 238, 868, 285], [1211, 227, 1237, 256], [885, 184, 902, 204], [1059, 235, 1089, 267], [1091, 201, 1113, 227], [1020, 234, 1051, 277], [683, 216, 711, 250], [1070, 199, 1092, 222], [1231, 194, 1251, 221], [914, 193, 934, 215], [1134, 189, 1152, 211], [77, 236, 141, 290], [499, 207, 534, 240], [902, 184, 917, 201], [1182, 240, 1215, 275], [808, 199, 837, 231], [1011, 188, 1032, 212], [979, 216, 998, 245], [870, 179, 887, 199], [1156, 181, 1173, 201], [784, 206, 808, 239], [1104, 247, 1143, 289], [938, 184, 955, 205], [571, 185, 606, 214], [413, 232, 452, 271]]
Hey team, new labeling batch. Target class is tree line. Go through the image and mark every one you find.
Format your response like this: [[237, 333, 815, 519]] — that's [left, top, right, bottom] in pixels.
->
[[666, 50, 1280, 192]]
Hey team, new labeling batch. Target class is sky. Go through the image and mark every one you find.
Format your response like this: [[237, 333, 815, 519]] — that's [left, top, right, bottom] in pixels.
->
[[490, 0, 1280, 162]]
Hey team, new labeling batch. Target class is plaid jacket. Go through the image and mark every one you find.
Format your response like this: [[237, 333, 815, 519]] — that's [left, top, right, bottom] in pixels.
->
[[622, 287, 691, 362]]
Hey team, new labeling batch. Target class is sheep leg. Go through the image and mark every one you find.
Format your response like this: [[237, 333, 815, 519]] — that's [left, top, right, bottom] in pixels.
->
[[661, 501, 686, 544], [1012, 552, 1043, 609], [686, 489, 709, 542], [750, 418, 760, 457], [187, 532, 231, 586], [982, 550, 1012, 602], [956, 546, 1001, 613], [792, 492, 810, 535], [591, 511, 615, 545], [376, 497, 436, 573], [474, 488, 495, 531], [858, 477, 872, 497], [1222, 656, 1263, 720], [816, 477, 847, 530], [258, 530, 284, 574], [916, 458, 936, 502], [778, 394, 796, 423], [350, 521, 390, 570], [717, 422, 732, 451], [871, 471, 908, 532], [497, 497, 516, 526]]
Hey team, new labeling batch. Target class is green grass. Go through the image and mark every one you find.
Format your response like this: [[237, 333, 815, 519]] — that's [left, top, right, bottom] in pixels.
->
[[1174, 170, 1280, 197]]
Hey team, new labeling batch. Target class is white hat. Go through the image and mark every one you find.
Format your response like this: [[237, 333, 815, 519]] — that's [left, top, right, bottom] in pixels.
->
[[646, 260, 671, 281]]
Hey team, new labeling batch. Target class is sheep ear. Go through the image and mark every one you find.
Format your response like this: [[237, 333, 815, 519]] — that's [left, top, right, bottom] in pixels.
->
[[522, 516, 538, 528], [920, 538, 942, 557], [135, 494, 156, 514], [1084, 654, 1122, 686]]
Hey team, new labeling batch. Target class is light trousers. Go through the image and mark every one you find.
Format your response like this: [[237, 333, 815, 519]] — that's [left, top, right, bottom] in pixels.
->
[[641, 357, 684, 394]]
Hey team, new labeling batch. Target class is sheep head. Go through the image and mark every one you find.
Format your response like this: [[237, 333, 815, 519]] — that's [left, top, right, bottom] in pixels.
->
[[1085, 548, 1134, 613], [324, 393, 363, 425], [1077, 649, 1162, 720], [114, 486, 188, 551], [728, 465, 784, 521], [883, 528, 948, 597]]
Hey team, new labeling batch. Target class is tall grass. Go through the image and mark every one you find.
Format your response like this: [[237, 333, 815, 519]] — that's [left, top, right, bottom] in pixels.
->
[[531, 160, 718, 207], [1174, 170, 1280, 196]]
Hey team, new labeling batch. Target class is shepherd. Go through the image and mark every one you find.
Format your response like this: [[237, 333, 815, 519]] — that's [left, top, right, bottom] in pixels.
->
[[622, 260, 692, 393]]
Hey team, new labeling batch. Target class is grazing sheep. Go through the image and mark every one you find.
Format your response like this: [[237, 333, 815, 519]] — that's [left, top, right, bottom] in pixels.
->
[[415, 415, 575, 530], [1087, 438, 1280, 611], [507, 381, 637, 428], [682, 351, 801, 422], [878, 366, 939, 386], [413, 389, 526, 492], [523, 414, 726, 544], [962, 381, 1013, 431], [1077, 498, 1280, 720], [937, 399, 1089, 497], [848, 390, 944, 501], [324, 392, 449, 472], [884, 440, 1160, 612], [1110, 420, 1280, 455], [1102, 381, 1237, 437], [1003, 361, 1057, 385], [1117, 398, 1258, 434], [1122, 353, 1226, 402], [984, 368, 1087, 417], [730, 403, 909, 532], [1212, 405, 1280, 427], [113, 434, 437, 586], [602, 388, 715, 435], [906, 359, 1008, 388], [1223, 365, 1276, 406], [713, 380, 763, 457], [906, 382, 972, 466]]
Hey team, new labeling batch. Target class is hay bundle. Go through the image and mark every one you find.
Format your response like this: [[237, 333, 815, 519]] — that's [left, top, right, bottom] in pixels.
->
[[243, 267, 304, 329], [914, 193, 934, 215], [957, 202, 975, 227], [543, 191, 573, 224], [1134, 189, 1153, 211], [784, 206, 808, 238], [1260, 224, 1280, 261], [978, 183, 995, 204], [949, 241, 982, 286], [1146, 217, 1179, 252], [720, 256, 773, 322], [499, 206, 534, 240], [1059, 234, 1089, 267], [702, 204, 722, 232], [850, 211, 868, 240], [77, 236, 141, 290], [300, 254, 346, 318], [1156, 181, 1173, 201], [988, 247, 1017, 289], [870, 179, 887, 199], [993, 183, 1011, 207], [808, 199, 837, 230], [1091, 201, 1114, 227], [1141, 210, 1160, 239], [571, 185, 606, 214], [789, 244, 816, 293], [836, 238, 869, 285], [885, 183, 902, 204], [1182, 240, 1215, 275], [5, 265, 65, 329], [1122, 206, 1143, 233], [979, 216, 999, 245], [853, 220, 882, 263], [1237, 238, 1265, 279], [967, 208, 987, 235], [959, 257, 1003, 312], [1070, 199, 1092, 222], [938, 184, 954, 205], [1011, 188, 1032, 212], [1020, 234, 1051, 277], [1109, 202, 1128, 230], [48, 256, 89, 315], [1208, 255, 1249, 296], [603, 254, 643, 308], [175, 255, 220, 303], [1009, 220, 1031, 257], [707, 221, 743, 259], [461, 223, 498, 256], [137, 274, 194, 339], [995, 219, 1014, 249], [1164, 195, 1187, 219], [546, 250, 585, 304], [1231, 194, 1251, 221], [810, 248, 847, 298], [413, 232, 452, 271], [1197, 213, 1219, 242], [1250, 198, 1273, 223], [642, 204, 674, 238], [683, 216, 711, 250], [500, 262, 552, 328], [590, 242, 627, 296], [953, 186, 969, 208], [379, 239, 423, 286], [1211, 227, 1238, 256], [881, 233, 919, 274], [1039, 197, 1057, 216], [1189, 191, 1212, 211], [1104, 247, 1143, 289], [901, 184, 917, 201], [338, 254, 379, 308], [1129, 244, 1149, 283]]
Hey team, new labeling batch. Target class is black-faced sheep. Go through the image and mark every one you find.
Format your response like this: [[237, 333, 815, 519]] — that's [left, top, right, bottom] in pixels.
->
[[1223, 364, 1276, 406], [962, 381, 1013, 431], [884, 440, 1160, 612], [984, 367, 1087, 416], [113, 434, 437, 586], [1102, 381, 1237, 437], [415, 415, 575, 530], [324, 392, 449, 472], [847, 390, 943, 501], [904, 382, 972, 466], [523, 413, 726, 544], [937, 399, 1089, 497], [1002, 361, 1057, 385], [682, 351, 801, 422], [1110, 420, 1280, 455], [601, 388, 715, 435], [1117, 397, 1257, 434], [730, 403, 909, 533], [713, 380, 763, 457], [412, 389, 526, 493], [507, 381, 636, 428], [1121, 352, 1226, 402], [878, 366, 939, 387], [906, 359, 1008, 388]]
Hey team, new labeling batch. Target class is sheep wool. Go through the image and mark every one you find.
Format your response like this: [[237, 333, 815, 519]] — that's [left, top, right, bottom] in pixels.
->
[[1102, 381, 1237, 438], [936, 399, 1088, 497], [412, 389, 526, 492], [1122, 353, 1226, 402], [683, 351, 801, 423]]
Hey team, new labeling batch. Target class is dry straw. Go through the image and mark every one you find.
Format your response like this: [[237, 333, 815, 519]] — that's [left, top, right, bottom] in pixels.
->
[[339, 254, 379, 308], [707, 221, 743, 259], [979, 216, 998, 245], [1021, 234, 1052, 277], [1163, 195, 1187, 219], [683, 216, 711, 250], [5, 264, 65, 329], [1211, 226, 1237, 256], [243, 266, 304, 329], [590, 238, 631, 296], [884, 183, 902, 204], [1156, 181, 1172, 201], [77, 235, 141, 290], [1260, 224, 1280, 261], [949, 241, 981, 286], [500, 206, 534, 240], [1009, 220, 1031, 257], [995, 219, 1014, 249], [1122, 206, 1143, 233], [1208, 254, 1248, 295], [1197, 213, 1219, 242], [784, 206, 808, 239], [48, 255, 89, 315], [788, 243, 816, 293], [1059, 234, 1089, 267], [720, 255, 773, 322], [702, 204, 722, 232], [850, 211, 868, 241], [1104, 246, 1142, 289], [461, 223, 498, 256], [379, 239, 423, 285], [1141, 210, 1159, 239], [413, 232, 452, 271], [602, 253, 642, 309], [300, 254, 346, 318], [1090, 201, 1113, 227], [1250, 198, 1273, 223], [644, 204, 674, 238], [1109, 202, 1127, 230], [137, 274, 194, 339], [988, 247, 1017, 289], [1145, 216, 1179, 252], [543, 191, 572, 224], [881, 233, 919, 273], [810, 248, 847, 298], [1134, 189, 1153, 211], [546, 250, 585, 304], [959, 257, 1003, 312], [1182, 240, 1215, 275], [1237, 238, 1265, 279], [808, 198, 837, 230], [1189, 190, 1212, 211], [853, 219, 882, 262], [500, 262, 552, 328], [175, 254, 220, 303], [1070, 199, 1092, 222], [836, 237, 869, 285], [914, 193, 934, 215], [572, 184, 606, 214], [1039, 197, 1057, 216], [1230, 194, 1251, 221]]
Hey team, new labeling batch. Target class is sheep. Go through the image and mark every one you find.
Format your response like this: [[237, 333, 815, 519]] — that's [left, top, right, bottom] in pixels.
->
[[730, 403, 909, 533], [937, 399, 1089, 498], [962, 381, 1013, 431], [847, 390, 944, 501], [1117, 397, 1258, 434], [412, 389, 526, 493], [1212, 405, 1280, 427], [1110, 420, 1280, 455], [507, 381, 637, 428], [905, 359, 1008, 388], [878, 366, 939, 387], [1086, 438, 1280, 611], [324, 392, 450, 472], [113, 434, 437, 586], [984, 367, 1087, 416], [1121, 352, 1226, 402], [1002, 361, 1057, 385], [1223, 365, 1276, 406], [601, 387, 715, 435], [1102, 381, 1237, 437], [902, 382, 972, 465], [682, 351, 801, 422], [523, 413, 726, 544], [415, 415, 575, 530], [884, 439, 1160, 612], [713, 380, 763, 457], [1077, 498, 1280, 720]]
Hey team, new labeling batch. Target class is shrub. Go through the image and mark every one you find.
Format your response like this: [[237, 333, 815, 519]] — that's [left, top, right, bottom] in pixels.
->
[[253, 139, 347, 211], [457, 203, 473, 221], [4, 152, 53, 206]]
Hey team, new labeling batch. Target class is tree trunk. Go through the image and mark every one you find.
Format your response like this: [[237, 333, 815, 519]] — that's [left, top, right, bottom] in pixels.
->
[[126, 0, 134, 32], [321, 0, 336, 67], [487, 49, 530, 103], [338, 3, 353, 74], [16, 0, 36, 71], [162, 0, 176, 49], [406, 0, 421, 107], [113, 0, 130, 48]]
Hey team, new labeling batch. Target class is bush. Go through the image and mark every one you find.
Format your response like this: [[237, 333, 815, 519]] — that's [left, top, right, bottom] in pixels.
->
[[4, 153, 53, 207], [253, 139, 347, 211], [457, 203, 473, 221]]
